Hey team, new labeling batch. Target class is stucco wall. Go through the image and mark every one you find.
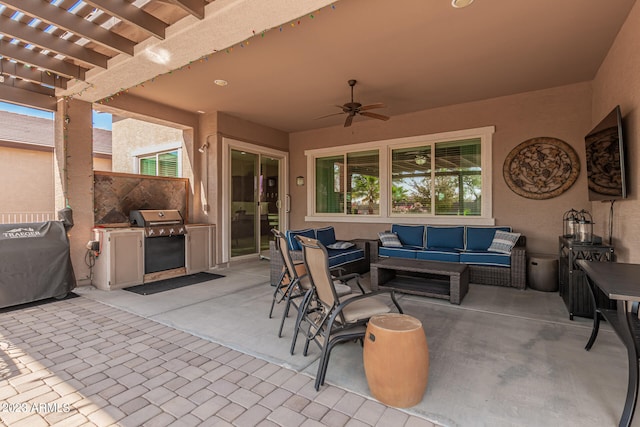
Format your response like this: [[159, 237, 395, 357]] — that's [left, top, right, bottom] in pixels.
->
[[0, 146, 54, 213], [0, 146, 111, 214], [289, 82, 594, 256], [111, 118, 186, 174], [93, 157, 112, 172], [591, 0, 640, 263]]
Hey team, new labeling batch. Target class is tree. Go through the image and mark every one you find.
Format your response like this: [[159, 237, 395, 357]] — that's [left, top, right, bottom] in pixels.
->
[[351, 175, 379, 214]]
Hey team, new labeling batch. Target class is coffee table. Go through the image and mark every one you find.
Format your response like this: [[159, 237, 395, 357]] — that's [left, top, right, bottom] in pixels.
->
[[370, 257, 469, 304]]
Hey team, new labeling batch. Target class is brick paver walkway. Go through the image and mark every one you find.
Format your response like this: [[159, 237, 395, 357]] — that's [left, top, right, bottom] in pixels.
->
[[0, 296, 437, 426]]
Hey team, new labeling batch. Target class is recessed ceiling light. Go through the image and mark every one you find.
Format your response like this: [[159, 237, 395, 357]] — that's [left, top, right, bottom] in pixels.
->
[[214, 79, 228, 86], [451, 0, 474, 8]]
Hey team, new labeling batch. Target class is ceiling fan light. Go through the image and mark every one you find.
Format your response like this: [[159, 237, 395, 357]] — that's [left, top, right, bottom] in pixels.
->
[[415, 155, 427, 165], [451, 0, 474, 8]]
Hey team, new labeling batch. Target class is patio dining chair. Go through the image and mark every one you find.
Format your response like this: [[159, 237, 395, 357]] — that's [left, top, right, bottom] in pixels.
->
[[293, 235, 403, 390], [270, 229, 355, 339]]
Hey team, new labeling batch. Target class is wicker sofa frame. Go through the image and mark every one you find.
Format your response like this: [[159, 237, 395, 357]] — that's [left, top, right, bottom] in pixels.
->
[[370, 235, 527, 290]]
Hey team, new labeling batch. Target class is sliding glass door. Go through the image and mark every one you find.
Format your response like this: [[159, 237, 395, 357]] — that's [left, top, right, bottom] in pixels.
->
[[230, 149, 259, 257], [229, 146, 285, 260]]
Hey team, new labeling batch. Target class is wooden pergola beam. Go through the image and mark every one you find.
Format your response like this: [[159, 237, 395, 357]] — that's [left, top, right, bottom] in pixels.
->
[[2, 0, 135, 56], [0, 40, 86, 80], [162, 0, 206, 20], [0, 75, 56, 96], [0, 84, 57, 111], [0, 58, 68, 89], [83, 0, 168, 40], [0, 15, 109, 68]]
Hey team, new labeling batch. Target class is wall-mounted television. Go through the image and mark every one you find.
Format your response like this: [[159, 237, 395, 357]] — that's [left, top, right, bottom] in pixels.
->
[[584, 105, 627, 201]]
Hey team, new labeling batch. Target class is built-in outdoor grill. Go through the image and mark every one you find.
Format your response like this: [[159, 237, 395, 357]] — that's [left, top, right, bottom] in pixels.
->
[[129, 209, 186, 274]]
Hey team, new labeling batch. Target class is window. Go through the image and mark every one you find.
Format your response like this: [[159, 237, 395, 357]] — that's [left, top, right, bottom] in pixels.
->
[[391, 139, 481, 216], [306, 126, 493, 224], [138, 149, 181, 177], [315, 150, 379, 215]]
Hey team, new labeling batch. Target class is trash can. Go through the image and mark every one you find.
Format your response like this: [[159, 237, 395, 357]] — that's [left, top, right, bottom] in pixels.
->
[[528, 255, 558, 292]]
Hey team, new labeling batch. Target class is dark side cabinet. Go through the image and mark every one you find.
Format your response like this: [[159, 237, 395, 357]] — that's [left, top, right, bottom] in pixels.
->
[[558, 236, 614, 320]]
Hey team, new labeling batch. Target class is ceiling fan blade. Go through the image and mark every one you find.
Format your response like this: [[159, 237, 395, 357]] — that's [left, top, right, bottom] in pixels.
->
[[315, 111, 346, 120], [344, 115, 354, 127], [360, 111, 390, 121], [360, 103, 385, 111]]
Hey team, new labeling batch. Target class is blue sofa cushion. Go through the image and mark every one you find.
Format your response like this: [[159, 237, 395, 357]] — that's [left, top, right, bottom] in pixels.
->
[[315, 226, 337, 247], [466, 226, 512, 251], [391, 224, 425, 247], [460, 251, 511, 267], [426, 226, 464, 250], [327, 247, 365, 268], [286, 229, 315, 251], [416, 248, 461, 263], [379, 246, 420, 259]]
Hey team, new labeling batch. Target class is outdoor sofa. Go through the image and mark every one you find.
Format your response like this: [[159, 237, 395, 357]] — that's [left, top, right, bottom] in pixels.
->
[[375, 224, 527, 289]]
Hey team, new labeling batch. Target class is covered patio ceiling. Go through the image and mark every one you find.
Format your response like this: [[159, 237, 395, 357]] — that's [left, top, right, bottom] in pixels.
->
[[0, 0, 636, 132]]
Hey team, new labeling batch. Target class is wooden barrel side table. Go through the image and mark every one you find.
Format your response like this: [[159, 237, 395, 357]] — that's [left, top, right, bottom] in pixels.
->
[[363, 313, 429, 408]]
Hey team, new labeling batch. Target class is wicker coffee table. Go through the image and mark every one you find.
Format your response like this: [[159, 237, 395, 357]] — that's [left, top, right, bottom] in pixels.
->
[[370, 258, 469, 304]]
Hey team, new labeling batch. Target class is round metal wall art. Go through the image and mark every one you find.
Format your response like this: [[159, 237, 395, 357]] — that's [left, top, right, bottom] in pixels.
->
[[503, 137, 580, 200]]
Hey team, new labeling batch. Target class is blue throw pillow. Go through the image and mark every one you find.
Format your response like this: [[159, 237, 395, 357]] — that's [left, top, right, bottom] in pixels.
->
[[391, 224, 425, 247], [315, 226, 337, 247], [466, 226, 512, 251], [427, 226, 465, 250], [286, 229, 315, 251]]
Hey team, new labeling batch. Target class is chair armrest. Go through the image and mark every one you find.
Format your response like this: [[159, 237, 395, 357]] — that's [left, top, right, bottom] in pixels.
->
[[510, 244, 527, 290], [334, 289, 403, 318]]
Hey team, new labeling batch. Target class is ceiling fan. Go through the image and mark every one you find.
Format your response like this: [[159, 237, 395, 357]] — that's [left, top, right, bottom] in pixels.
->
[[317, 79, 390, 127]]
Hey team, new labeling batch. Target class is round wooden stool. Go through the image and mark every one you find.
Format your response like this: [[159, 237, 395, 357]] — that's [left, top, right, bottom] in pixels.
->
[[363, 313, 429, 408]]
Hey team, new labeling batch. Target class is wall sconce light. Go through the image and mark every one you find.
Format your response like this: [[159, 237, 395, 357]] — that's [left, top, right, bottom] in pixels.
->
[[64, 115, 71, 124], [198, 142, 209, 153], [296, 176, 305, 186]]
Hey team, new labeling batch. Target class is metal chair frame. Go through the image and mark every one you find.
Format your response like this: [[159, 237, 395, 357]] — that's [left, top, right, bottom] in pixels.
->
[[293, 235, 403, 390]]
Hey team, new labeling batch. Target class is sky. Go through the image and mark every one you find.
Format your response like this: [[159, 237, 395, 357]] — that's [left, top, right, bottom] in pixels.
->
[[0, 101, 112, 130]]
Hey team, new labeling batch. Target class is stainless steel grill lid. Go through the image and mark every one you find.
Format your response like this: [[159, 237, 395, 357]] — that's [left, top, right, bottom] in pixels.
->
[[129, 210, 186, 237]]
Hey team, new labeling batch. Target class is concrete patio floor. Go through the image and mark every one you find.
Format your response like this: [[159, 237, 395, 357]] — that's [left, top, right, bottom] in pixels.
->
[[0, 258, 634, 426], [0, 260, 437, 427]]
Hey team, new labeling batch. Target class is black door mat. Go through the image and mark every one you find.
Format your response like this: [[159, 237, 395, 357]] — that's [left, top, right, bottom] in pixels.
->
[[124, 272, 225, 295]]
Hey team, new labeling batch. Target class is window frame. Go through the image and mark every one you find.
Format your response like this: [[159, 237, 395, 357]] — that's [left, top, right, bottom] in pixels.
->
[[134, 145, 183, 178], [304, 126, 495, 225]]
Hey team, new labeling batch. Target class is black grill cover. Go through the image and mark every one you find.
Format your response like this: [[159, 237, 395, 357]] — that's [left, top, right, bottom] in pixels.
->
[[0, 221, 76, 309]]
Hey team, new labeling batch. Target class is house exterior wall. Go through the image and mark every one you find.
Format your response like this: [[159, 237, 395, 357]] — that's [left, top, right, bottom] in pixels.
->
[[289, 82, 593, 256], [0, 146, 54, 213], [0, 146, 112, 213], [93, 157, 112, 172], [591, 0, 640, 263], [111, 118, 186, 174]]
